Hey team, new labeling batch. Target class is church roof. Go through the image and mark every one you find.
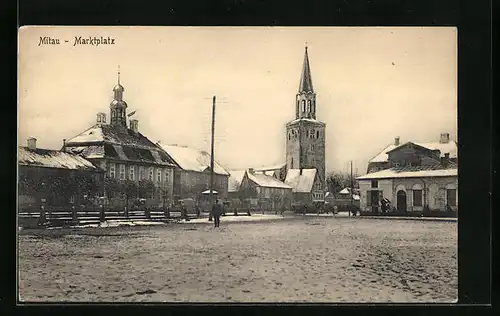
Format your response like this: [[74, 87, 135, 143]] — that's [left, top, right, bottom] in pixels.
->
[[285, 169, 317, 193], [157, 144, 230, 176], [298, 46, 314, 93]]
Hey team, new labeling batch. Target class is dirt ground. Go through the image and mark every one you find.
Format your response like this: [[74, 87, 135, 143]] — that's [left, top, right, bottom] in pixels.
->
[[18, 216, 457, 303]]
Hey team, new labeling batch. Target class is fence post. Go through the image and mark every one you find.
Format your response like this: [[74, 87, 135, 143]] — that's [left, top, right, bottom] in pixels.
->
[[145, 207, 151, 219], [72, 205, 77, 222], [100, 204, 106, 222]]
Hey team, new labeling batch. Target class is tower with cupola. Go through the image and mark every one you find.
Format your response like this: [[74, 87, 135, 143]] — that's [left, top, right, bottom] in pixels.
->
[[110, 66, 128, 128]]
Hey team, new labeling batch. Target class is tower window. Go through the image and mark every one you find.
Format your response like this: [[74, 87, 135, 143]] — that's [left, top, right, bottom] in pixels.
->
[[316, 131, 320, 138], [307, 100, 311, 112], [302, 100, 306, 112]]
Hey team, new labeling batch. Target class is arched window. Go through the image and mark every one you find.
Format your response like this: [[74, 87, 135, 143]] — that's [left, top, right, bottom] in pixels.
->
[[316, 130, 320, 139], [307, 100, 311, 112], [302, 100, 306, 112]]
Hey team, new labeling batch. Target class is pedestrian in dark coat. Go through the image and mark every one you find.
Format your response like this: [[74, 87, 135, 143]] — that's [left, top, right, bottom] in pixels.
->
[[212, 199, 223, 228]]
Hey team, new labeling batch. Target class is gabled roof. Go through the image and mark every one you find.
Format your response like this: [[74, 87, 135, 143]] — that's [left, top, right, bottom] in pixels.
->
[[357, 165, 458, 180], [386, 141, 441, 156], [158, 144, 230, 176], [246, 171, 292, 189], [18, 147, 101, 171], [368, 140, 458, 163], [228, 170, 246, 192], [285, 169, 317, 193]]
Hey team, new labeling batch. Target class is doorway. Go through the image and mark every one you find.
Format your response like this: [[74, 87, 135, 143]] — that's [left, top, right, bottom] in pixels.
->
[[370, 190, 380, 213], [397, 190, 407, 212]]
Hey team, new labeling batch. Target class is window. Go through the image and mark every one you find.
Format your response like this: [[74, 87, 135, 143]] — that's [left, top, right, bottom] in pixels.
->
[[148, 167, 154, 181], [394, 162, 400, 168], [446, 189, 456, 206], [302, 100, 306, 112], [157, 169, 162, 182], [164, 170, 170, 182], [119, 164, 126, 180], [129, 166, 135, 180], [413, 190, 423, 207], [371, 180, 378, 188], [288, 132, 291, 140], [307, 100, 311, 112], [139, 166, 145, 180], [310, 144, 315, 151], [316, 131, 319, 139], [109, 163, 116, 178]]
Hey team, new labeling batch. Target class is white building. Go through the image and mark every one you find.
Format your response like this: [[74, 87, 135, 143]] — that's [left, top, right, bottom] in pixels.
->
[[357, 136, 458, 213]]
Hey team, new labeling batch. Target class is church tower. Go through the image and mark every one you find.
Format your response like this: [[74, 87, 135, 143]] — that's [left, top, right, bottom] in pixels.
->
[[285, 46, 326, 185], [110, 66, 128, 128]]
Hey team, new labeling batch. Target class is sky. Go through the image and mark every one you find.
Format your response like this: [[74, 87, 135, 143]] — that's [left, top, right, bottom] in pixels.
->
[[18, 26, 457, 175]]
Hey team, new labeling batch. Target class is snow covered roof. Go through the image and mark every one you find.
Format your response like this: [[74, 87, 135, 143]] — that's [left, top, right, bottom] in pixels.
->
[[369, 140, 457, 163], [368, 144, 397, 163], [247, 171, 292, 189], [228, 170, 246, 192], [338, 188, 351, 194], [356, 166, 458, 180], [65, 124, 159, 150], [284, 169, 317, 193], [158, 144, 230, 176], [253, 163, 286, 171], [287, 118, 326, 126], [18, 147, 101, 171], [64, 124, 175, 166]]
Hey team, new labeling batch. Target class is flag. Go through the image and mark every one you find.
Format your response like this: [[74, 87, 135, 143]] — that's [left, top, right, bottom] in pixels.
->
[[127, 110, 136, 117]]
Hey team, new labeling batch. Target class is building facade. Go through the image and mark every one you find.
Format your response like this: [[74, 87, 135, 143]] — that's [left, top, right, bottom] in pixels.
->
[[239, 169, 293, 211], [285, 46, 326, 200], [358, 136, 458, 213], [157, 144, 230, 201], [63, 72, 176, 209], [18, 137, 104, 209]]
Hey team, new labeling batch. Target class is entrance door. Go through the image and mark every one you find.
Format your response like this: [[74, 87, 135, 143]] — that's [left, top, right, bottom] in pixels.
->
[[397, 190, 407, 212], [370, 190, 380, 213]]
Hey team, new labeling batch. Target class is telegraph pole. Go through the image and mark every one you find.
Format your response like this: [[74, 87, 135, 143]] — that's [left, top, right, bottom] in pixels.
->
[[208, 95, 216, 222], [350, 160, 353, 216]]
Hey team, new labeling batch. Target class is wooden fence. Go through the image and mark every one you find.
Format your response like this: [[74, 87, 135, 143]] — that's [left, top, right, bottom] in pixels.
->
[[18, 206, 203, 229]]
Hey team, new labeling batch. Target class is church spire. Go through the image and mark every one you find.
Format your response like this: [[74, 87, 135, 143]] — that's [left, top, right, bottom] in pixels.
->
[[110, 66, 127, 128], [298, 44, 314, 93]]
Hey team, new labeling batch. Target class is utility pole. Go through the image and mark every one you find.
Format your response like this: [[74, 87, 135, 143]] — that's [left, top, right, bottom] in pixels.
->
[[208, 95, 216, 222], [350, 160, 353, 217]]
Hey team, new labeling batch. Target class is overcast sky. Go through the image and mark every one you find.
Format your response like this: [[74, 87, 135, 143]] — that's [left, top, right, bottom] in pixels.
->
[[18, 26, 457, 174]]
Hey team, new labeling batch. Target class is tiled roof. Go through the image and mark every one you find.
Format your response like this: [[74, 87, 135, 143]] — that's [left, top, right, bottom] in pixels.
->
[[285, 169, 317, 193], [247, 171, 292, 189], [356, 165, 458, 180], [18, 147, 101, 171], [158, 144, 230, 176]]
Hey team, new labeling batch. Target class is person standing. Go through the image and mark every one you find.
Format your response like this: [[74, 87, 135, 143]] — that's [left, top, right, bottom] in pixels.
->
[[212, 199, 222, 228]]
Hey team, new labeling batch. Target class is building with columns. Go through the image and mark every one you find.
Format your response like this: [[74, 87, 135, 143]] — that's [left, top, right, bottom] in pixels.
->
[[62, 69, 177, 209]]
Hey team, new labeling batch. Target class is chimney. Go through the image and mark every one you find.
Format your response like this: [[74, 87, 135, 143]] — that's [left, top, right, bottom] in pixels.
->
[[27, 137, 37, 150], [441, 153, 450, 167], [130, 119, 138, 133], [62, 139, 66, 149], [440, 133, 450, 144], [248, 168, 254, 174], [394, 136, 400, 146], [96, 112, 107, 125]]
